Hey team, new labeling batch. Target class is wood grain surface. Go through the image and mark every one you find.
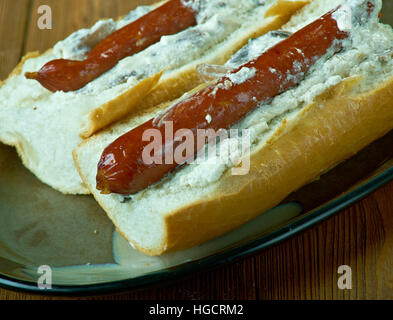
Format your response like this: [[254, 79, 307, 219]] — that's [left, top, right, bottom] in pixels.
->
[[0, 0, 392, 300]]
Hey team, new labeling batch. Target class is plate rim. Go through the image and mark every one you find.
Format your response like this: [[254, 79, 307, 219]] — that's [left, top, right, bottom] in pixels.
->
[[1, 164, 393, 296]]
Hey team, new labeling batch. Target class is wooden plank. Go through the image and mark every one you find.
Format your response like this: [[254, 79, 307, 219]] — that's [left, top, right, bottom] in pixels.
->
[[0, 0, 30, 79], [372, 182, 393, 299], [254, 186, 393, 300], [23, 0, 155, 54]]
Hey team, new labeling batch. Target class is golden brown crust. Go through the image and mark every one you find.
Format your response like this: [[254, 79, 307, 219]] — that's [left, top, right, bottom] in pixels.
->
[[76, 75, 393, 256], [80, 71, 163, 138], [156, 75, 393, 255], [266, 0, 310, 19]]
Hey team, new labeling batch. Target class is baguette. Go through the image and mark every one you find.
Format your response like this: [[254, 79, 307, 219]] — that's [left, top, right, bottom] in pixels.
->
[[74, 0, 393, 255], [0, 0, 307, 195]]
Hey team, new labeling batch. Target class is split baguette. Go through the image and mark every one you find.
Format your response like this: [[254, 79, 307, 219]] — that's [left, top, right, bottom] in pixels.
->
[[74, 0, 393, 255], [0, 0, 307, 194]]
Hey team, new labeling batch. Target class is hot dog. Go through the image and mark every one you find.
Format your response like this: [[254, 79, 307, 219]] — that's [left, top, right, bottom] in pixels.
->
[[96, 7, 349, 195], [2, 0, 306, 195], [74, 0, 393, 255], [25, 0, 197, 92]]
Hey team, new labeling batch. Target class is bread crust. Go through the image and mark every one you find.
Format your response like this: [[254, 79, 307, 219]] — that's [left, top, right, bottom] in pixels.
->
[[70, 0, 393, 255], [79, 71, 163, 138], [146, 76, 393, 255], [70, 1, 393, 255], [74, 75, 393, 256]]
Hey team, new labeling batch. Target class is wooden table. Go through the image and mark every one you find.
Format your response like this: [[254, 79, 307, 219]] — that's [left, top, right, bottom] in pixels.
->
[[1, 0, 392, 300]]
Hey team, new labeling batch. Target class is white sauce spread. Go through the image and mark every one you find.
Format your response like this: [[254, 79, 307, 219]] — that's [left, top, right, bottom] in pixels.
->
[[227, 67, 256, 85]]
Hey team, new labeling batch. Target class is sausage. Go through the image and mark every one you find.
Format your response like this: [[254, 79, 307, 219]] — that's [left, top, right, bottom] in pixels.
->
[[96, 7, 351, 195], [25, 0, 197, 92]]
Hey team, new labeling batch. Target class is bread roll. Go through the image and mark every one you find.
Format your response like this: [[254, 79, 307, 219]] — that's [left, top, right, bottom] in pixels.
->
[[74, 0, 393, 255]]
